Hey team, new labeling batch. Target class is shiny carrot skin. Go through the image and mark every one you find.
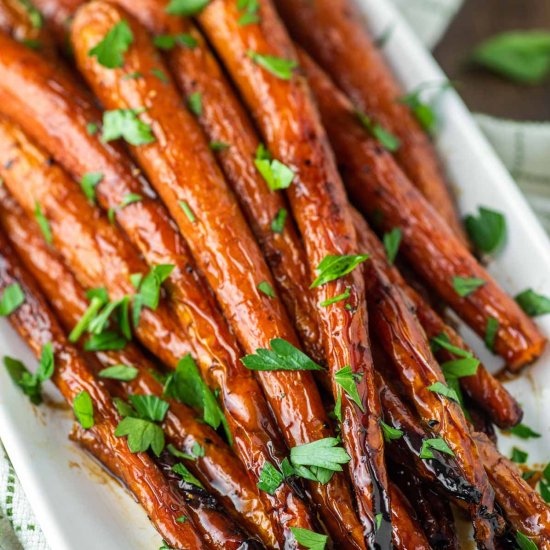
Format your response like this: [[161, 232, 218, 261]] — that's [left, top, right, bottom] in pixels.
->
[[92, 0, 324, 365], [388, 483, 432, 550], [356, 221, 500, 545], [0, 111, 299, 547], [273, 0, 467, 244], [352, 209, 523, 429], [72, 3, 366, 547], [390, 464, 459, 550], [0, 232, 206, 550], [300, 50, 546, 371], [0, 0, 57, 57], [473, 431, 550, 549], [0, 189, 276, 548], [197, 0, 391, 544]]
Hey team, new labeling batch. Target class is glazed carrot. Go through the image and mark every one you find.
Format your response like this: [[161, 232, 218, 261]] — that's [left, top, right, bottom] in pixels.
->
[[273, 0, 467, 244], [87, 0, 324, 364], [0, 188, 276, 548], [473, 431, 550, 549], [0, 232, 206, 550], [299, 49, 546, 372], [388, 482, 432, 549], [356, 231, 501, 545], [72, 3, 367, 547], [0, 0, 57, 57], [390, 463, 459, 549], [197, 0, 392, 543], [0, 112, 302, 546]]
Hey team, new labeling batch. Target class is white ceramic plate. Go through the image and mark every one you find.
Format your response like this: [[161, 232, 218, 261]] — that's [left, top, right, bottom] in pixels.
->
[[0, 1, 549, 548]]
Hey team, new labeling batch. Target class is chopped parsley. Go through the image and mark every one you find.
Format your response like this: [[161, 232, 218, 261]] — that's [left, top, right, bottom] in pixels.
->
[[271, 208, 287, 233], [320, 288, 351, 307], [172, 462, 203, 488], [241, 338, 323, 372], [0, 283, 25, 316], [88, 21, 133, 69], [428, 381, 460, 403], [80, 172, 103, 204], [102, 108, 155, 146], [310, 254, 369, 288], [515, 289, 550, 317], [290, 527, 327, 550], [73, 390, 94, 429], [380, 421, 403, 442], [383, 227, 402, 265], [334, 365, 364, 411], [254, 144, 294, 191], [485, 317, 499, 351], [187, 92, 202, 116], [356, 111, 400, 152], [98, 364, 138, 381], [257, 461, 284, 495], [108, 193, 143, 224], [247, 50, 297, 80], [257, 281, 276, 298], [464, 207, 507, 254], [419, 437, 454, 459], [452, 276, 486, 297], [237, 0, 260, 26], [165, 0, 210, 16], [179, 201, 196, 223], [34, 201, 52, 245], [153, 33, 197, 50]]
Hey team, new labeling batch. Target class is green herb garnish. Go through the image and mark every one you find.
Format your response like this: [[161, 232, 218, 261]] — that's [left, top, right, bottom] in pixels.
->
[[465, 207, 507, 254], [102, 108, 155, 146], [452, 276, 486, 297], [383, 227, 402, 265], [34, 201, 52, 245], [419, 437, 454, 459], [310, 254, 369, 288], [334, 365, 364, 411], [515, 289, 550, 317], [88, 21, 133, 69], [247, 50, 297, 80], [165, 0, 210, 16], [356, 111, 400, 152], [73, 390, 94, 429], [290, 527, 328, 550], [0, 283, 25, 316], [98, 364, 138, 381]]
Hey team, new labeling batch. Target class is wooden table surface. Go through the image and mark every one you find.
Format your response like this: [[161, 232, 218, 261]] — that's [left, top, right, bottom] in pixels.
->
[[434, 0, 550, 121]]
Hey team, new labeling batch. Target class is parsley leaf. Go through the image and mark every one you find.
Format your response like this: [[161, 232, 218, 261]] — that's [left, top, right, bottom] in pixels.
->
[[400, 91, 436, 133], [153, 33, 197, 50], [165, 0, 210, 16], [115, 416, 165, 456], [472, 31, 550, 85], [3, 342, 54, 405], [237, 0, 260, 26], [430, 333, 472, 359], [511, 447, 528, 464], [102, 108, 155, 146], [465, 207, 507, 254], [108, 193, 143, 224], [254, 144, 294, 191], [290, 527, 328, 550], [485, 317, 499, 351], [290, 437, 351, 472], [310, 254, 369, 288], [172, 462, 203, 488], [356, 111, 400, 152], [209, 141, 230, 152], [86, 122, 98, 135], [0, 283, 25, 316], [98, 364, 138, 381], [334, 365, 364, 411], [19, 0, 42, 28], [419, 437, 454, 459], [241, 338, 323, 372], [192, 442, 204, 458], [257, 461, 284, 495], [80, 172, 103, 204], [187, 92, 202, 116], [380, 421, 403, 442], [151, 68, 169, 83], [271, 208, 287, 233], [515, 289, 550, 317], [167, 444, 194, 461], [164, 354, 231, 443], [515, 531, 539, 550], [428, 381, 460, 403], [452, 276, 486, 297], [88, 21, 133, 69], [440, 357, 479, 378], [84, 331, 127, 351], [133, 264, 174, 323], [179, 201, 196, 223], [257, 281, 276, 298], [128, 394, 169, 422], [247, 50, 297, 80], [34, 201, 52, 244], [320, 288, 350, 307], [508, 423, 541, 439], [73, 390, 94, 429], [383, 227, 402, 265], [69, 289, 109, 343]]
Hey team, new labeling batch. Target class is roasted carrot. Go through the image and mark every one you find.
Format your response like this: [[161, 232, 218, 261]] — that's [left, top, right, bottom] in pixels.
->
[[273, 0, 467, 245], [388, 482, 432, 549], [473, 431, 550, 549], [0, 112, 306, 546], [0, 0, 57, 57], [352, 208, 523, 429], [71, 3, 367, 547], [197, 0, 395, 544], [0, 231, 206, 550], [0, 187, 276, 548], [299, 49, 546, 372], [390, 463, 459, 549]]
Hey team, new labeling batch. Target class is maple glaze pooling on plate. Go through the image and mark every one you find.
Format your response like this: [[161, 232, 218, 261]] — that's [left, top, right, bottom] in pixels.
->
[[0, 187, 276, 548], [272, 0, 468, 247], [0, 232, 206, 550], [352, 209, 523, 429], [300, 49, 547, 373], [71, 2, 371, 547]]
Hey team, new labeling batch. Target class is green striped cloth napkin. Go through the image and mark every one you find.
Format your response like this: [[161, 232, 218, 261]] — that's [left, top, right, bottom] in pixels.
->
[[2, 0, 549, 548]]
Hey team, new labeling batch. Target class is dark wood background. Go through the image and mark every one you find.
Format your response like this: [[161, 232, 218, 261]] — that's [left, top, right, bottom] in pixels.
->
[[434, 0, 550, 120]]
